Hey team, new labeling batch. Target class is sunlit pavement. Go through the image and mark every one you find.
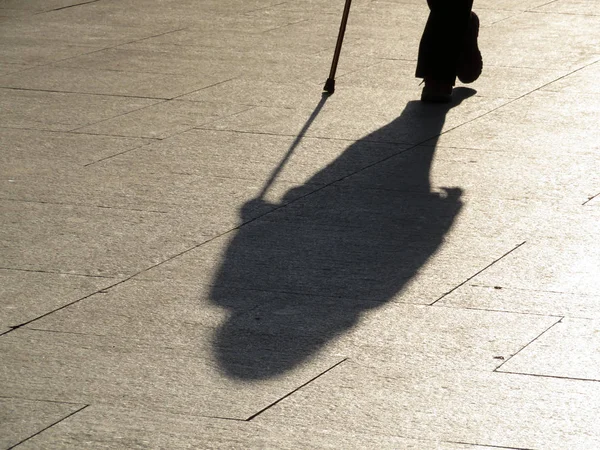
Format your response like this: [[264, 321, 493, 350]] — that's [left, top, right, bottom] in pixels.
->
[[2, 0, 600, 448]]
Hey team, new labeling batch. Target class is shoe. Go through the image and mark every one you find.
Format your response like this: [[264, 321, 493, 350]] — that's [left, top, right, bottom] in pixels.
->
[[421, 79, 452, 103], [457, 11, 482, 84]]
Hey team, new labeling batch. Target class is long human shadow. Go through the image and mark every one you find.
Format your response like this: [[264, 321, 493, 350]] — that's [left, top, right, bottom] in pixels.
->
[[210, 88, 476, 380]]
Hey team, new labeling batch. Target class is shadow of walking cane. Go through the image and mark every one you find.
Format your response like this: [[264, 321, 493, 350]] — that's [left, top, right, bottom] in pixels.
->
[[210, 88, 475, 381]]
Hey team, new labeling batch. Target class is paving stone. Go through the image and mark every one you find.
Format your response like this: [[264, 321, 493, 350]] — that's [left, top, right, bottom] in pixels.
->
[[466, 238, 600, 297], [24, 277, 556, 381], [337, 144, 600, 203], [0, 62, 31, 76], [534, 0, 600, 15], [435, 91, 600, 153], [0, 200, 211, 278], [0, 88, 159, 132], [181, 79, 338, 108], [474, 0, 555, 9], [92, 128, 407, 187], [129, 27, 337, 56], [0, 328, 345, 420], [137, 184, 522, 307], [0, 37, 101, 65], [0, 128, 151, 174], [74, 100, 251, 139], [0, 66, 232, 99], [438, 284, 600, 319], [58, 42, 379, 85], [542, 59, 600, 94], [480, 12, 600, 69], [1, 161, 310, 235], [498, 318, 600, 381], [256, 361, 600, 449], [0, 397, 83, 450], [16, 404, 507, 450], [0, 268, 114, 333], [205, 90, 510, 144], [336, 59, 566, 99], [0, 0, 97, 12]]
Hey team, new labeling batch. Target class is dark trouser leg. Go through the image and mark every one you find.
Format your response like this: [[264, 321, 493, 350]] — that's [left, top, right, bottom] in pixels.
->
[[415, 0, 474, 85]]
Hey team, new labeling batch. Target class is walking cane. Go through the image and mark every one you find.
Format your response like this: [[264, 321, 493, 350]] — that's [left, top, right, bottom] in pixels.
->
[[323, 0, 353, 94]]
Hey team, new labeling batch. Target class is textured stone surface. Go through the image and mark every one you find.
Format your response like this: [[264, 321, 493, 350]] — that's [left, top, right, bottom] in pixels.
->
[[16, 404, 505, 450], [498, 318, 600, 381], [0, 397, 83, 449], [2, 0, 600, 447], [0, 268, 114, 333], [256, 361, 600, 449], [0, 88, 159, 132], [0, 327, 345, 420]]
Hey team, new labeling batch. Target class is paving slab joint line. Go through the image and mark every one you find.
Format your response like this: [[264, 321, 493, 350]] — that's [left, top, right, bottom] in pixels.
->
[[0, 86, 170, 101], [43, 0, 100, 13], [1, 278, 129, 337], [429, 241, 527, 306], [245, 358, 348, 421], [494, 316, 564, 372], [494, 370, 600, 384], [448, 440, 536, 450], [583, 192, 600, 206], [171, 76, 239, 101], [7, 404, 89, 450], [0, 395, 86, 407]]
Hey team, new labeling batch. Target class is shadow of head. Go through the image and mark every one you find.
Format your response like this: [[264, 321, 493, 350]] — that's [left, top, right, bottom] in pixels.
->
[[210, 91, 473, 380]]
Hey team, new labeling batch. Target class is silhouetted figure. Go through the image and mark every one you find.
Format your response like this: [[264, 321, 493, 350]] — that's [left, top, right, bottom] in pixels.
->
[[417, 0, 482, 102], [210, 89, 475, 380]]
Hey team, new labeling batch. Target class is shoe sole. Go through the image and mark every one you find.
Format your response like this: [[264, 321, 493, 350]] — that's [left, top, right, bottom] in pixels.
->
[[457, 12, 482, 84]]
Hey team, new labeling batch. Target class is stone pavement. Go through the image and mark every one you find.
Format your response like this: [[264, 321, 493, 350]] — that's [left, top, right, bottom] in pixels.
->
[[1, 0, 600, 448]]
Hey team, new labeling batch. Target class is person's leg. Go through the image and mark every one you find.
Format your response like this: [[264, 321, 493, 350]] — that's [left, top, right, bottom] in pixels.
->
[[416, 0, 474, 101]]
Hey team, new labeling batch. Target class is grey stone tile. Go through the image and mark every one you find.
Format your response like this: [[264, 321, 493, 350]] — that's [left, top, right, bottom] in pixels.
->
[[180, 79, 334, 108], [138, 184, 523, 308], [0, 37, 101, 65], [0, 397, 83, 450], [534, 0, 600, 15], [17, 404, 506, 450], [129, 26, 335, 56], [1, 161, 307, 235], [27, 277, 556, 379], [0, 200, 211, 277], [256, 361, 600, 449], [74, 100, 250, 139], [498, 318, 600, 381], [0, 9, 33, 19], [93, 129, 407, 187], [466, 238, 600, 297], [481, 12, 600, 69], [338, 145, 600, 203], [0, 0, 97, 12], [472, 0, 555, 9], [0, 128, 152, 173], [542, 60, 600, 94], [0, 62, 31, 76], [61, 42, 379, 85], [224, 298, 558, 373], [0, 65, 232, 99], [337, 59, 566, 99], [0, 268, 114, 332], [438, 284, 600, 319], [0, 328, 345, 420], [435, 91, 600, 153], [0, 89, 159, 132], [205, 91, 510, 144], [1, 3, 181, 40]]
